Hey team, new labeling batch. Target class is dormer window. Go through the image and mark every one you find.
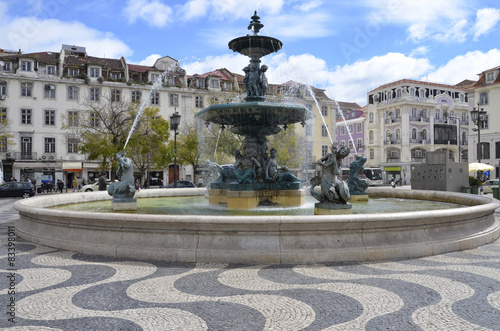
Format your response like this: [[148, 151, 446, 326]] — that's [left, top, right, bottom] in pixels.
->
[[151, 73, 160, 82], [20, 60, 33, 72], [1, 62, 12, 72], [89, 67, 101, 78], [210, 79, 219, 89], [198, 80, 205, 89], [111, 72, 121, 80], [68, 68, 79, 77], [486, 72, 495, 83]]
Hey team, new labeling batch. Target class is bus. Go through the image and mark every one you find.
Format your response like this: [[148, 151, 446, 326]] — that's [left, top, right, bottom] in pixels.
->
[[340, 167, 385, 186]]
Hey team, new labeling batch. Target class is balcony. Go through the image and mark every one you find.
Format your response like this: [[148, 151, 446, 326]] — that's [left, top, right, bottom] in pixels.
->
[[410, 117, 429, 123], [15, 152, 38, 160], [386, 157, 401, 163]]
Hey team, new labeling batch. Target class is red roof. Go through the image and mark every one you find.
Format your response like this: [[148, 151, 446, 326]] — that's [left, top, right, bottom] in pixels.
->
[[128, 64, 153, 73]]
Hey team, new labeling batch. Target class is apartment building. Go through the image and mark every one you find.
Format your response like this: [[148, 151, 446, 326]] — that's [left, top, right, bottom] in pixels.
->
[[467, 65, 500, 178]]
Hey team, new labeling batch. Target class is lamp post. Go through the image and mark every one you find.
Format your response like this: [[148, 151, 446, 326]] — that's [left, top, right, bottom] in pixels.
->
[[169, 111, 181, 188], [448, 115, 461, 162], [470, 106, 487, 163]]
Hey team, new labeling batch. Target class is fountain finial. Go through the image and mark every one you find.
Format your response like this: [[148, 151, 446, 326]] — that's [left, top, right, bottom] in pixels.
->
[[248, 11, 264, 35]]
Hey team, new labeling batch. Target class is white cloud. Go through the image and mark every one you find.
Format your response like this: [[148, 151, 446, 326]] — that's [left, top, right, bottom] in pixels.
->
[[131, 54, 162, 66], [182, 53, 249, 76], [0, 16, 132, 57], [473, 8, 500, 41], [425, 49, 500, 84], [364, 0, 471, 43], [123, 0, 173, 28], [409, 46, 429, 57], [294, 0, 322, 12], [178, 0, 210, 21]]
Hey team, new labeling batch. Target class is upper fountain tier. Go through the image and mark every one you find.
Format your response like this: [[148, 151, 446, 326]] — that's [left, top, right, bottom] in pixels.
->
[[228, 11, 283, 58]]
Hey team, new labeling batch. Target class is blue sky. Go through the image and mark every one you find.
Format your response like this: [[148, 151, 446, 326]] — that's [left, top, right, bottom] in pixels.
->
[[1, 0, 500, 105]]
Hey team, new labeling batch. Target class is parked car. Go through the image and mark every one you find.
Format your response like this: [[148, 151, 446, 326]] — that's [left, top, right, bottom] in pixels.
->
[[0, 182, 36, 198], [483, 179, 499, 194], [80, 180, 111, 192], [166, 180, 196, 188]]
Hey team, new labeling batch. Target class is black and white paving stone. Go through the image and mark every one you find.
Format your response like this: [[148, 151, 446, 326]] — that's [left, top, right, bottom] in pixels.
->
[[1, 198, 499, 330]]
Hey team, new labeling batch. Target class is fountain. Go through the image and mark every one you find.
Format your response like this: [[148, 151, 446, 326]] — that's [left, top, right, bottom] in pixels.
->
[[12, 12, 500, 264], [195, 11, 314, 209]]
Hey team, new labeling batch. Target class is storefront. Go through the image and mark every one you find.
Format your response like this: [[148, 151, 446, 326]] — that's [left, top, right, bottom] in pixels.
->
[[62, 162, 82, 189], [384, 166, 402, 184]]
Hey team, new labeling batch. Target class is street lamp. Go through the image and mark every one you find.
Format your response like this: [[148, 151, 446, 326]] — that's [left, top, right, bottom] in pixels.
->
[[448, 115, 461, 162], [169, 111, 181, 188], [470, 106, 487, 163]]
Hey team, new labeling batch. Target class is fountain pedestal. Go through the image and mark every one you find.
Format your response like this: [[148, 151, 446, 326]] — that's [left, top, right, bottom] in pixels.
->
[[112, 198, 137, 211], [314, 202, 353, 215], [350, 194, 369, 202]]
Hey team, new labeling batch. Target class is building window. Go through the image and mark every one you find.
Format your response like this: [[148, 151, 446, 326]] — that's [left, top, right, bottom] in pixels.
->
[[357, 123, 362, 133], [111, 89, 121, 102], [410, 88, 415, 97], [21, 108, 32, 124], [20, 61, 32, 71], [44, 137, 56, 153], [369, 112, 373, 123], [132, 90, 141, 103], [480, 142, 490, 159], [357, 138, 363, 150], [0, 137, 6, 152], [21, 137, 32, 158], [321, 125, 329, 137], [340, 140, 346, 147], [45, 110, 55, 126], [44, 84, 56, 98], [68, 111, 79, 127], [0, 81, 7, 95], [68, 138, 78, 154], [151, 73, 160, 82], [46, 65, 57, 75], [348, 124, 353, 133], [151, 92, 159, 105], [165, 75, 175, 85], [0, 108, 6, 122], [195, 96, 203, 108], [21, 82, 33, 97], [421, 129, 427, 141], [479, 92, 488, 105], [89, 88, 100, 101], [111, 72, 121, 80], [210, 79, 219, 88], [169, 94, 178, 106], [68, 68, 79, 77], [340, 126, 345, 135], [321, 145, 329, 157], [89, 112, 99, 128], [67, 86, 79, 100], [348, 140, 354, 150], [306, 104, 313, 111], [395, 129, 401, 142], [486, 72, 494, 82], [369, 130, 374, 143], [224, 82, 232, 91], [89, 67, 100, 78], [370, 148, 374, 159], [1, 62, 12, 72], [321, 106, 328, 117], [197, 79, 205, 89], [412, 128, 417, 140]]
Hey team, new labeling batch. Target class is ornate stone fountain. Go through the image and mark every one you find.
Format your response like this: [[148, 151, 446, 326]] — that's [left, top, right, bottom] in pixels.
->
[[195, 12, 315, 209]]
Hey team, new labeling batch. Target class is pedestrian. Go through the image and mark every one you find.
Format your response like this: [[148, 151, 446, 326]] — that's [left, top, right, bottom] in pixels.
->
[[134, 180, 141, 191], [198, 177, 203, 187], [57, 179, 64, 193], [98, 173, 107, 191], [72, 177, 78, 192]]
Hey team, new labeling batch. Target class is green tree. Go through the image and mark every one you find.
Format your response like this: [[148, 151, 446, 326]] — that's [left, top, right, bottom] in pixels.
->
[[62, 93, 171, 178], [126, 107, 172, 182], [267, 124, 304, 169], [200, 124, 242, 164], [0, 110, 14, 154], [177, 124, 200, 172]]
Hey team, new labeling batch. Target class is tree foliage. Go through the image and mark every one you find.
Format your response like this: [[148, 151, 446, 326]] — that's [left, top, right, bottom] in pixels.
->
[[0, 112, 14, 153], [266, 124, 304, 169], [200, 124, 242, 165], [177, 124, 200, 169]]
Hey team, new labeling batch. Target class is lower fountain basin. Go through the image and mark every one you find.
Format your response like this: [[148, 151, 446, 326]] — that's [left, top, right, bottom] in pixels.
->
[[14, 188, 500, 264]]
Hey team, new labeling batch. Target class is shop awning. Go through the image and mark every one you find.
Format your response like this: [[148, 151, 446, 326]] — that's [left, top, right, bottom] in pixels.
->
[[62, 162, 82, 172]]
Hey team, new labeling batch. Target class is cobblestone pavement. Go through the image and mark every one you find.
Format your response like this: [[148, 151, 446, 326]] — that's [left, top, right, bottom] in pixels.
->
[[1, 198, 500, 330]]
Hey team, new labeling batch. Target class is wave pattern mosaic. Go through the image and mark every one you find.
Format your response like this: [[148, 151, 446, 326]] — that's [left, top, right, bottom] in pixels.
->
[[1, 222, 500, 330]]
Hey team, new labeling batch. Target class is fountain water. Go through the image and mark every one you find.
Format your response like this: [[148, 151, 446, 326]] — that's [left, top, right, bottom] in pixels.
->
[[12, 12, 500, 264]]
